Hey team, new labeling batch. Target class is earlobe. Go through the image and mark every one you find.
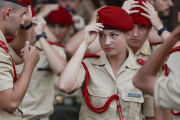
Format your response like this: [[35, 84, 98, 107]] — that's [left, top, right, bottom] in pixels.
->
[[126, 31, 131, 39]]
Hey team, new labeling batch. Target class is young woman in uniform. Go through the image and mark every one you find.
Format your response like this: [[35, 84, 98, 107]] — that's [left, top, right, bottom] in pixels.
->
[[58, 6, 156, 120]]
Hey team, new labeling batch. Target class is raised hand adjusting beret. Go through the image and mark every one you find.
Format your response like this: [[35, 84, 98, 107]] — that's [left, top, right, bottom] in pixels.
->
[[130, 0, 152, 27]]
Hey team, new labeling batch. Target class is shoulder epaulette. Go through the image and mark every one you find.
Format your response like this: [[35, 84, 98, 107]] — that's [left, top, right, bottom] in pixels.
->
[[169, 46, 180, 54], [0, 40, 8, 53], [149, 41, 162, 45], [0, 40, 17, 82], [48, 41, 65, 48], [83, 54, 100, 59], [6, 37, 15, 43]]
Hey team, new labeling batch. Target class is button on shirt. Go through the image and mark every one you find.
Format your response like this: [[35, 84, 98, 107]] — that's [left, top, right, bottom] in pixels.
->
[[75, 50, 153, 120]]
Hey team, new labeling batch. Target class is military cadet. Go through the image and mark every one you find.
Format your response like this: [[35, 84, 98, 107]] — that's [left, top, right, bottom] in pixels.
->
[[15, 5, 67, 120], [126, 0, 173, 119], [0, 0, 40, 120], [133, 24, 180, 119], [46, 6, 74, 44], [134, 13, 180, 120], [58, 6, 157, 120], [37, 4, 85, 45]]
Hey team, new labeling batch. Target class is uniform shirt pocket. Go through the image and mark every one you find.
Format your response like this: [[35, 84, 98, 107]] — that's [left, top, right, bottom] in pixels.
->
[[121, 91, 144, 120], [86, 84, 111, 118]]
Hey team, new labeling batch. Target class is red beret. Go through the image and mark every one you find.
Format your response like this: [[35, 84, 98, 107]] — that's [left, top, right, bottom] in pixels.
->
[[97, 6, 134, 31], [131, 0, 152, 27], [47, 6, 73, 25], [30, 4, 36, 17], [6, 0, 31, 7]]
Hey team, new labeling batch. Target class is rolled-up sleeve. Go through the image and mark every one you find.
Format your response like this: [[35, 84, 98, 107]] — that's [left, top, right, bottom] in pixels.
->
[[154, 76, 180, 111], [142, 93, 154, 117]]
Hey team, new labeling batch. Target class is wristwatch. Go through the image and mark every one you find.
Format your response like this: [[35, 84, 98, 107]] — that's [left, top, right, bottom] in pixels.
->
[[158, 27, 169, 36], [20, 22, 32, 30], [36, 32, 47, 41]]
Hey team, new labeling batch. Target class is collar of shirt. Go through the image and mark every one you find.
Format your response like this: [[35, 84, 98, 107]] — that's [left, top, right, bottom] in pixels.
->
[[127, 40, 151, 56], [0, 30, 8, 45], [90, 49, 141, 80], [34, 41, 43, 50]]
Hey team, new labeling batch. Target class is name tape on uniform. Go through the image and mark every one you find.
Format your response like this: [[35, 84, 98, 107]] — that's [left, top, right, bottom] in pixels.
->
[[128, 93, 142, 98]]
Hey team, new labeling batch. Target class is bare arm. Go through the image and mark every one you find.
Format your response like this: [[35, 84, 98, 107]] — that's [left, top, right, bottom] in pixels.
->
[[64, 8, 99, 58], [65, 28, 84, 58], [37, 4, 59, 18], [33, 16, 67, 76], [40, 38, 67, 76], [133, 24, 180, 95], [140, 2, 171, 43], [10, 5, 32, 64], [44, 25, 59, 43], [86, 35, 103, 55], [58, 23, 104, 93], [0, 42, 39, 113]]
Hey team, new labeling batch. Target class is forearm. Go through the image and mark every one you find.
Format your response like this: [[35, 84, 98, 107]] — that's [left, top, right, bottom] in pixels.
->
[[44, 26, 58, 43], [148, 29, 163, 42], [58, 42, 88, 93], [86, 36, 102, 54], [10, 29, 31, 56], [161, 31, 171, 42], [39, 38, 67, 75], [65, 29, 84, 58]]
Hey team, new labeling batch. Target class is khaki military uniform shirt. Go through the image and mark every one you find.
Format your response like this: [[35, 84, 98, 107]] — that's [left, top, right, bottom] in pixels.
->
[[154, 51, 180, 120], [75, 50, 154, 120], [16, 41, 66, 119], [127, 40, 162, 116], [0, 30, 22, 120]]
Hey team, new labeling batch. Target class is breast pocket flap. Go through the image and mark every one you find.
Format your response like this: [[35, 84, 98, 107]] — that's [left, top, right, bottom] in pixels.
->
[[122, 91, 144, 103], [88, 84, 111, 98]]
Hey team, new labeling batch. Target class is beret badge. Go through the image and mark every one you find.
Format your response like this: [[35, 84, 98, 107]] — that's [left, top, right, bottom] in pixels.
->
[[96, 13, 99, 23]]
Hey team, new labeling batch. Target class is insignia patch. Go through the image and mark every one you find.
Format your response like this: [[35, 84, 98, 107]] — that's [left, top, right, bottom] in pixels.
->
[[128, 93, 141, 98], [96, 13, 99, 23]]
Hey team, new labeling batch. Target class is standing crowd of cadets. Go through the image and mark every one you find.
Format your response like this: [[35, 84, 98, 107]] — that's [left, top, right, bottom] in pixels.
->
[[0, 0, 180, 120]]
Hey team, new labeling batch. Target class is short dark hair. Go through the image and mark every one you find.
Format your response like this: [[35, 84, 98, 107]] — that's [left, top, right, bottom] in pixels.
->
[[0, 0, 21, 13]]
